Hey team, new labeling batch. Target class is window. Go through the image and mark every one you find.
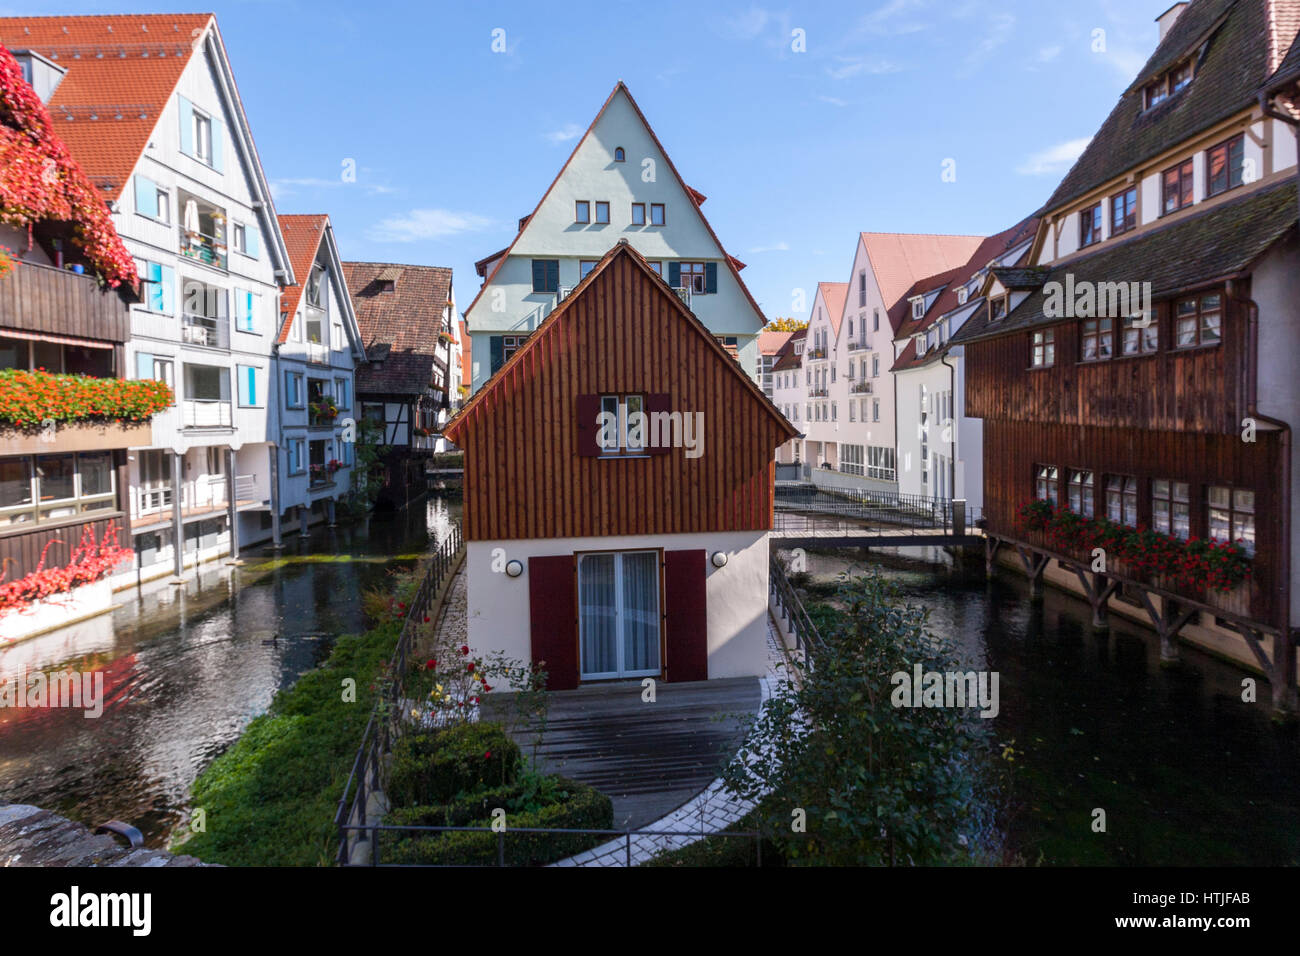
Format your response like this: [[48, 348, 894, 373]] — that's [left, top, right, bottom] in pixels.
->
[[650, 203, 665, 226], [236, 365, 260, 407], [872, 355, 879, 377], [575, 201, 590, 224], [503, 335, 527, 362], [848, 401, 856, 422], [1111, 186, 1137, 235], [858, 272, 867, 308], [646, 261, 661, 275], [234, 289, 257, 334], [1208, 486, 1255, 557], [531, 259, 559, 293], [578, 551, 660, 680], [831, 402, 837, 421], [1152, 480, 1190, 540], [1081, 317, 1113, 361], [1035, 465, 1059, 505], [233, 222, 245, 254], [192, 108, 212, 164], [134, 175, 170, 223], [1144, 59, 1193, 110], [1120, 313, 1159, 355], [1206, 133, 1245, 198], [911, 298, 925, 319], [285, 371, 305, 408], [594, 201, 610, 224], [580, 260, 599, 280], [598, 394, 646, 455], [872, 308, 879, 331], [1162, 159, 1193, 214], [335, 377, 351, 411], [287, 438, 306, 475], [1031, 328, 1055, 367], [990, 295, 1008, 321], [714, 336, 739, 360], [867, 446, 896, 480], [306, 265, 325, 309], [1170, 61, 1192, 93], [231, 221, 259, 258], [1145, 78, 1169, 110], [137, 260, 176, 315], [680, 261, 706, 294], [1106, 475, 1138, 526], [1174, 293, 1221, 348], [841, 444, 864, 476], [614, 147, 626, 162], [631, 203, 646, 226], [1068, 470, 1095, 517], [1079, 202, 1102, 248], [871, 398, 880, 422], [0, 453, 116, 527]]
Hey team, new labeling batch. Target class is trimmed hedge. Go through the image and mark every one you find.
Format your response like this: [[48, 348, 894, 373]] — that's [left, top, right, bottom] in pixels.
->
[[387, 723, 521, 806], [381, 778, 613, 866]]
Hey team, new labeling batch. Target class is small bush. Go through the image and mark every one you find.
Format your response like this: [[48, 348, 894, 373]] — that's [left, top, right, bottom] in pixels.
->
[[381, 778, 613, 866], [387, 723, 520, 807]]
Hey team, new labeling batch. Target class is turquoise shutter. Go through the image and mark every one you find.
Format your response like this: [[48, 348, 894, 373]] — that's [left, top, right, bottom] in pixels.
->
[[245, 291, 255, 331], [136, 352, 154, 379], [147, 262, 163, 312], [705, 261, 718, 294], [245, 224, 260, 259], [211, 115, 225, 172], [247, 366, 256, 405], [178, 96, 194, 156], [668, 261, 681, 287], [135, 175, 158, 218], [159, 265, 175, 314]]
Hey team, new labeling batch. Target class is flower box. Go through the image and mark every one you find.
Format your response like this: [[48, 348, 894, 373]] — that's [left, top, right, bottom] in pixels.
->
[[0, 418, 152, 455]]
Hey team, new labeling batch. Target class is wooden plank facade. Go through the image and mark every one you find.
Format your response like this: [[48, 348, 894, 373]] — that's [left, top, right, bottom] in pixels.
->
[[0, 259, 132, 342], [447, 244, 796, 542]]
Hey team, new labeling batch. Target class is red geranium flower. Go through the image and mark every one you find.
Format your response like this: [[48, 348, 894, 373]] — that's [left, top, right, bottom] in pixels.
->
[[460, 645, 469, 655], [425, 659, 436, 670]]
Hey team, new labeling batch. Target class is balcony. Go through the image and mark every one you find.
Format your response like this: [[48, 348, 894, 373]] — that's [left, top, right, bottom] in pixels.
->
[[178, 190, 228, 272], [305, 341, 330, 365], [807, 347, 828, 360], [808, 387, 829, 398], [851, 381, 873, 394], [0, 258, 129, 341], [131, 473, 261, 533], [182, 399, 232, 428], [181, 311, 229, 350], [847, 339, 871, 352]]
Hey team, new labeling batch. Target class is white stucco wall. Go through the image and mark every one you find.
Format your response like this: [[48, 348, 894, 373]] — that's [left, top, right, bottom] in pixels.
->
[[465, 529, 771, 685]]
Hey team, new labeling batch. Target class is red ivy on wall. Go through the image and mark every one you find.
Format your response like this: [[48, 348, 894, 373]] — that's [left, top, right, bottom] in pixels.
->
[[1015, 499, 1252, 593], [0, 368, 172, 427], [0, 44, 137, 288], [0, 523, 132, 617]]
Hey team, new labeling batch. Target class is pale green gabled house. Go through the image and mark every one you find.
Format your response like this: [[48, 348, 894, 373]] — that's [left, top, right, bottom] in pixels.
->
[[464, 82, 767, 391]]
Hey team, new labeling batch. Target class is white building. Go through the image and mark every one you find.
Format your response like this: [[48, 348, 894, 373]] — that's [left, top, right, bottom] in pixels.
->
[[464, 82, 767, 392], [0, 14, 296, 582], [275, 215, 367, 535], [772, 328, 807, 464]]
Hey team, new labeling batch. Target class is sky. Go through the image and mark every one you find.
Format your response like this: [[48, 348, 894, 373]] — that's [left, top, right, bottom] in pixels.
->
[[12, 0, 1178, 319]]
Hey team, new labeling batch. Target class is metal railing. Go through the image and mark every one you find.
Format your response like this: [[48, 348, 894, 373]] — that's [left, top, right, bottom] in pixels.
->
[[181, 312, 229, 350], [808, 387, 828, 397], [851, 381, 873, 394], [769, 552, 822, 665], [806, 347, 827, 360], [305, 342, 330, 365], [181, 399, 231, 428], [179, 231, 227, 271], [233, 474, 256, 502], [774, 483, 978, 531], [671, 286, 692, 308], [846, 339, 870, 352], [335, 523, 464, 866]]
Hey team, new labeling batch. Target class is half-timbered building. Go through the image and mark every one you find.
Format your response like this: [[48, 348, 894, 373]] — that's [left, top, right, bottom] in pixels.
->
[[954, 0, 1300, 709], [444, 241, 797, 689]]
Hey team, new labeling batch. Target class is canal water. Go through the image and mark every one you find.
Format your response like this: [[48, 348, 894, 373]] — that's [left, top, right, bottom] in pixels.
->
[[0, 495, 460, 848], [795, 547, 1300, 866]]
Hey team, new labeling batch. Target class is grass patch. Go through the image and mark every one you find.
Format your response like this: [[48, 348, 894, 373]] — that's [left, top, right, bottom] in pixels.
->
[[173, 570, 420, 866], [641, 808, 782, 867]]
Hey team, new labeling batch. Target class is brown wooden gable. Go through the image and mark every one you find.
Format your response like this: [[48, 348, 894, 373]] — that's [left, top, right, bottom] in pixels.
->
[[445, 242, 797, 542]]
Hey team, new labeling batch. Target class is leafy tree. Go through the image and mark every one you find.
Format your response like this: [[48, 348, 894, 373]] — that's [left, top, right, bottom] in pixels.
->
[[723, 570, 994, 865], [764, 317, 808, 332]]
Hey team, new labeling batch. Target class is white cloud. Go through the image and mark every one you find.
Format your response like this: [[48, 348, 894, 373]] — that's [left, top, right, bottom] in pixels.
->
[[544, 123, 583, 144], [818, 95, 849, 107], [1036, 44, 1062, 62], [270, 176, 396, 200], [959, 12, 1014, 75], [749, 241, 790, 253], [1016, 137, 1091, 176], [856, 0, 929, 36], [366, 209, 494, 243], [827, 55, 903, 79]]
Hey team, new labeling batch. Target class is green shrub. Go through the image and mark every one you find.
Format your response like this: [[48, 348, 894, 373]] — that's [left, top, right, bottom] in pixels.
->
[[381, 777, 613, 866], [386, 781, 526, 829], [387, 723, 520, 807]]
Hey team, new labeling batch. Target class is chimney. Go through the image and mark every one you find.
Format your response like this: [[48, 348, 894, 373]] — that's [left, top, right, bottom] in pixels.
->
[[1156, 2, 1189, 43]]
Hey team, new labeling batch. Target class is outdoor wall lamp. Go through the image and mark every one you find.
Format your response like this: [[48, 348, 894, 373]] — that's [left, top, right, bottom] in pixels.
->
[[710, 551, 728, 568], [505, 559, 524, 578]]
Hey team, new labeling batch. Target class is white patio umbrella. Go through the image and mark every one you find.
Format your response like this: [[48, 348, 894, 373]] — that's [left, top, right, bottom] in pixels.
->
[[183, 199, 199, 234]]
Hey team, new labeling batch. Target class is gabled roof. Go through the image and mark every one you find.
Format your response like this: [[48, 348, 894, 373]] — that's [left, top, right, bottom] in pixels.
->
[[0, 13, 294, 283], [447, 240, 796, 444], [1044, 0, 1293, 212], [757, 329, 793, 356], [952, 178, 1298, 346], [464, 81, 767, 329], [771, 327, 806, 373], [1264, 7, 1300, 89], [816, 281, 849, 337], [858, 232, 984, 332], [344, 261, 453, 396], [889, 215, 1040, 373], [277, 214, 328, 339]]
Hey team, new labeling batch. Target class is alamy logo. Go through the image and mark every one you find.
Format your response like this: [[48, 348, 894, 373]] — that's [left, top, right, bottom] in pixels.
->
[[595, 408, 705, 459], [50, 886, 151, 936], [1043, 272, 1153, 326], [0, 667, 104, 718], [890, 664, 999, 718]]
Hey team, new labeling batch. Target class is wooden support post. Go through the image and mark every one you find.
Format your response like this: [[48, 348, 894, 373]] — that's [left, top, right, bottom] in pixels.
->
[[984, 536, 1000, 577], [1136, 590, 1194, 664], [1224, 623, 1298, 716], [1016, 545, 1048, 599]]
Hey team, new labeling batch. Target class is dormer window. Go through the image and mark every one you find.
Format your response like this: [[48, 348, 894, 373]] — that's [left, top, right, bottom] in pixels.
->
[[911, 298, 925, 320], [990, 294, 1008, 321], [1143, 57, 1195, 111], [956, 287, 968, 305], [378, 280, 395, 294], [614, 147, 626, 162], [915, 334, 926, 356]]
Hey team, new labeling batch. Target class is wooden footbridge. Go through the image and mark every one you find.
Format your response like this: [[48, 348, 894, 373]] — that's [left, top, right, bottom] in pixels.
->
[[770, 484, 982, 548]]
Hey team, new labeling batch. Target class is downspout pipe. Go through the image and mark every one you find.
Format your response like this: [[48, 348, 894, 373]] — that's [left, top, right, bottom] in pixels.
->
[[1231, 284, 1295, 713], [940, 350, 958, 500]]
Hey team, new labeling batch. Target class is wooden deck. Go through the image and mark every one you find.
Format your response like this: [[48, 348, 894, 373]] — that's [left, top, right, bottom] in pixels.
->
[[130, 498, 263, 534], [481, 676, 761, 829]]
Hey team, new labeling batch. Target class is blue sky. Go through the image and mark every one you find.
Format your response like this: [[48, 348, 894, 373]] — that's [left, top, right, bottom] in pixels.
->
[[18, 0, 1176, 319]]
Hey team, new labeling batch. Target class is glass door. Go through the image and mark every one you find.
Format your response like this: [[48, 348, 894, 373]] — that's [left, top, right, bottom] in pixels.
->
[[578, 551, 660, 680]]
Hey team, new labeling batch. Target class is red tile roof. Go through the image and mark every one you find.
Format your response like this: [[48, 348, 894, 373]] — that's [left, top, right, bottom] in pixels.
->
[[344, 260, 453, 397], [771, 327, 806, 373], [0, 14, 214, 201], [757, 329, 793, 356], [859, 232, 984, 331], [276, 213, 328, 343], [817, 281, 849, 337]]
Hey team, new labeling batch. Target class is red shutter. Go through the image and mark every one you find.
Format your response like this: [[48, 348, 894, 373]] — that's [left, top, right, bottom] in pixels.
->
[[663, 549, 708, 682], [528, 555, 579, 690], [646, 392, 671, 455], [575, 393, 601, 457]]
